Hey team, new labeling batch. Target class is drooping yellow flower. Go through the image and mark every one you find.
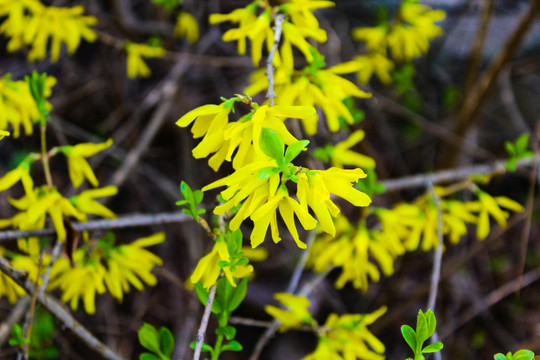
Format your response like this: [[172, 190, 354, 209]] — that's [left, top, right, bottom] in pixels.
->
[[70, 186, 118, 220], [0, 74, 56, 137], [0, 130, 9, 139], [265, 293, 314, 332], [245, 57, 371, 133], [465, 190, 524, 240], [0, 0, 97, 62], [307, 307, 386, 360], [176, 98, 316, 170], [330, 53, 395, 85], [48, 232, 165, 314], [125, 42, 165, 78], [0, 155, 35, 196], [328, 130, 375, 169], [59, 138, 113, 188], [174, 12, 199, 44], [190, 236, 253, 289]]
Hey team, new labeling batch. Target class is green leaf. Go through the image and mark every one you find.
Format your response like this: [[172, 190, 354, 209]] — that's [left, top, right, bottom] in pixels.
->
[[235, 257, 249, 266], [216, 325, 236, 340], [425, 309, 436, 338], [260, 128, 285, 163], [284, 140, 310, 164], [257, 166, 281, 180], [416, 310, 428, 343], [217, 260, 230, 268], [513, 350, 535, 360], [221, 340, 243, 352], [189, 341, 213, 352], [140, 353, 161, 360], [227, 277, 248, 312], [159, 327, 175, 357], [138, 323, 161, 354], [422, 342, 443, 353], [515, 134, 530, 153], [400, 325, 416, 352]]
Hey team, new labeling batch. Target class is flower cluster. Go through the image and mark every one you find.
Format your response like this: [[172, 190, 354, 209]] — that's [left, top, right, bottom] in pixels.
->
[[0, 0, 97, 62], [0, 73, 56, 137], [174, 12, 199, 44], [209, 0, 334, 66], [125, 42, 166, 79]]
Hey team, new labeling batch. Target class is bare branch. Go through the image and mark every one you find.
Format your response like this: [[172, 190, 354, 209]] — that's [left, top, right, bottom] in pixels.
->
[[192, 283, 217, 360], [266, 14, 285, 106]]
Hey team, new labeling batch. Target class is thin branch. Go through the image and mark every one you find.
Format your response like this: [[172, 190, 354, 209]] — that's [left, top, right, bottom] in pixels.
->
[[380, 156, 535, 193], [426, 180, 443, 360], [0, 297, 31, 346], [0, 255, 123, 360], [192, 283, 217, 360], [0, 212, 191, 241], [266, 14, 285, 106]]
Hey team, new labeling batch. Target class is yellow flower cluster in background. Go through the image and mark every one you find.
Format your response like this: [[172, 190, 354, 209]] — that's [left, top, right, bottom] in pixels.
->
[[0, 0, 97, 62], [125, 42, 166, 78], [265, 293, 314, 331], [210, 0, 334, 66], [174, 12, 199, 44], [0, 74, 56, 137]]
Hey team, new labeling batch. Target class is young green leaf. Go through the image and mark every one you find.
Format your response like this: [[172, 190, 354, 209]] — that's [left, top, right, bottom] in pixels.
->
[[260, 128, 285, 163], [422, 342, 443, 353], [284, 140, 310, 164], [494, 354, 507, 360], [189, 341, 213, 352], [425, 309, 436, 338], [221, 340, 243, 352], [416, 310, 428, 343], [138, 323, 161, 354], [228, 277, 248, 312], [257, 166, 281, 180], [140, 353, 161, 360], [159, 327, 175, 357], [216, 325, 236, 341], [400, 325, 416, 351]]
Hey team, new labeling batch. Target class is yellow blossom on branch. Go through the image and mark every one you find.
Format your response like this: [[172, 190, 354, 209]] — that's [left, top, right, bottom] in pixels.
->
[[0, 0, 97, 62], [47, 232, 165, 314], [59, 138, 113, 188], [0, 155, 36, 196], [125, 42, 165, 78], [174, 12, 199, 44], [330, 53, 395, 85], [265, 293, 314, 332], [0, 130, 9, 139], [70, 186, 118, 220]]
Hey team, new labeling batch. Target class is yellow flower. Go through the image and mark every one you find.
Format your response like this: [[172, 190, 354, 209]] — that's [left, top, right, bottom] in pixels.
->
[[48, 233, 164, 314], [330, 53, 394, 85], [0, 74, 56, 137], [0, 1, 97, 62], [318, 307, 386, 360], [0, 156, 35, 196], [70, 186, 118, 220], [125, 42, 165, 78], [59, 138, 113, 188], [329, 130, 375, 169], [265, 293, 313, 332], [177, 99, 316, 170], [174, 12, 199, 44], [210, 3, 258, 57], [0, 130, 9, 139], [190, 236, 254, 289], [245, 57, 371, 133], [465, 191, 523, 240]]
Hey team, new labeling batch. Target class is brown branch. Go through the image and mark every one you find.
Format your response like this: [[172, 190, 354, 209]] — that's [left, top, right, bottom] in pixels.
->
[[0, 256, 123, 360], [193, 283, 217, 360], [442, 0, 540, 168], [0, 212, 191, 242]]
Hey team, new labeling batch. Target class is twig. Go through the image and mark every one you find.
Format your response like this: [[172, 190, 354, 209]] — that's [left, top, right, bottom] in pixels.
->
[[0, 212, 191, 241], [266, 14, 285, 106], [443, 0, 540, 167], [0, 297, 31, 347], [516, 120, 540, 294], [192, 283, 217, 360], [380, 156, 535, 193], [0, 255, 123, 360], [426, 180, 443, 360]]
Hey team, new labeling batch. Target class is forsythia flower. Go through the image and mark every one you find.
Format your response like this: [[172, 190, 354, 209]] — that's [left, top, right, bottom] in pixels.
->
[[309, 216, 401, 291], [315, 130, 375, 169], [0, 0, 97, 62], [265, 293, 313, 332], [304, 307, 387, 360], [125, 42, 165, 78], [59, 138, 113, 188], [245, 56, 371, 133], [0, 74, 56, 137], [174, 12, 199, 44], [0, 155, 35, 196], [330, 53, 394, 85], [191, 236, 254, 289], [465, 190, 524, 240], [210, 0, 333, 66], [0, 130, 9, 139], [48, 233, 165, 314], [176, 98, 316, 170], [70, 186, 118, 220]]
